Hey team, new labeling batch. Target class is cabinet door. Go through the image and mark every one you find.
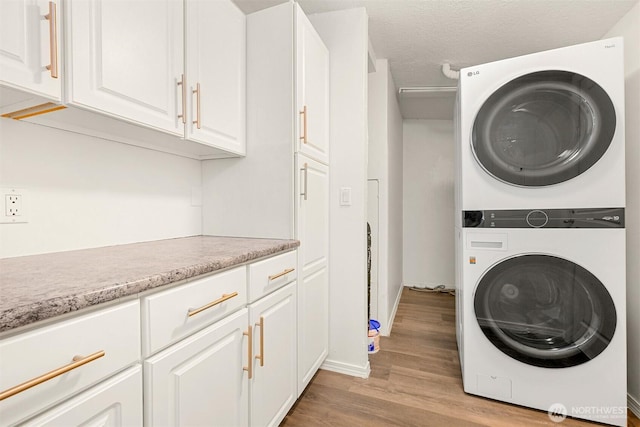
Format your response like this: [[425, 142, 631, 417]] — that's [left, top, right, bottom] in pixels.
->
[[296, 5, 329, 165], [185, 0, 246, 155], [0, 301, 141, 426], [67, 0, 183, 135], [296, 154, 329, 393], [144, 309, 249, 427], [0, 0, 61, 101], [249, 283, 297, 427], [21, 366, 143, 427]]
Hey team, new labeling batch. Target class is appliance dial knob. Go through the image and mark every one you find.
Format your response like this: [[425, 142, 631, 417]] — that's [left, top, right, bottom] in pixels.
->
[[526, 210, 549, 228]]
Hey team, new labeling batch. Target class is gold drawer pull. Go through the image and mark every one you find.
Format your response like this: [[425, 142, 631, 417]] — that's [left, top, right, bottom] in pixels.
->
[[243, 325, 253, 379], [0, 350, 105, 401], [187, 292, 239, 317], [255, 316, 264, 367], [268, 268, 295, 281], [192, 82, 201, 129], [300, 163, 308, 201], [177, 74, 186, 124], [44, 1, 58, 78], [299, 105, 307, 143]]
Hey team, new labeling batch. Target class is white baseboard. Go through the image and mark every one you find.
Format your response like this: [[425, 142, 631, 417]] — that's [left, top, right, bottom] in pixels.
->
[[629, 394, 640, 418], [404, 282, 455, 290], [382, 286, 403, 336], [321, 358, 370, 379]]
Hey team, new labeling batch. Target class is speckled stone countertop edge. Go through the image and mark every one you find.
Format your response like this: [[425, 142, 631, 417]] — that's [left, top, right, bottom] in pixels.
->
[[0, 238, 299, 334]]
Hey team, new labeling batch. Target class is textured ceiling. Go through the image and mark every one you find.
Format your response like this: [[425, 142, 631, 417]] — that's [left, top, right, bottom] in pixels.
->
[[233, 0, 639, 118]]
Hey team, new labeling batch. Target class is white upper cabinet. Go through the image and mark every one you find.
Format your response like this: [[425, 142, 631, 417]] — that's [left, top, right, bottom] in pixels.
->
[[185, 0, 246, 155], [296, 7, 329, 165], [66, 0, 184, 135], [0, 0, 245, 159], [66, 0, 245, 152], [0, 0, 62, 110]]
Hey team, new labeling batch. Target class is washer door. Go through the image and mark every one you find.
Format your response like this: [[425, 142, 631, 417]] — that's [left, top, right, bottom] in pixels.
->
[[474, 254, 616, 368], [472, 71, 616, 186]]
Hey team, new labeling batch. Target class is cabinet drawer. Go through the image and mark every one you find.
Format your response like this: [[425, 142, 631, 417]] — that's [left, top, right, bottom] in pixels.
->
[[21, 365, 143, 426], [248, 251, 297, 302], [142, 267, 247, 356], [0, 301, 140, 426]]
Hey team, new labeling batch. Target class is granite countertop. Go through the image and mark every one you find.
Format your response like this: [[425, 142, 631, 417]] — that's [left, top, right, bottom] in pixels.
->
[[0, 236, 299, 333]]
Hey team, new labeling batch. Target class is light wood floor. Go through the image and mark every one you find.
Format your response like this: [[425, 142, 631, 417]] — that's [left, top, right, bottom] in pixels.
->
[[282, 287, 640, 427]]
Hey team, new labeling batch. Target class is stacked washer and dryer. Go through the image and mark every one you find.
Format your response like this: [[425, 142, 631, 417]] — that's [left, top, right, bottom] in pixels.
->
[[454, 38, 627, 426]]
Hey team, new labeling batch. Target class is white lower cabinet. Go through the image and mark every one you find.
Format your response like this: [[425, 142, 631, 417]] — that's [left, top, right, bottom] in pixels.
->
[[0, 301, 141, 426], [297, 267, 328, 390], [141, 251, 298, 427], [21, 365, 143, 427], [144, 308, 249, 427], [248, 283, 297, 427], [296, 155, 329, 393], [0, 250, 298, 427]]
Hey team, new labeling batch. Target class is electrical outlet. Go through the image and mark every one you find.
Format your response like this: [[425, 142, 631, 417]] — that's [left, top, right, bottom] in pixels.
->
[[1, 188, 28, 224], [5, 194, 22, 216]]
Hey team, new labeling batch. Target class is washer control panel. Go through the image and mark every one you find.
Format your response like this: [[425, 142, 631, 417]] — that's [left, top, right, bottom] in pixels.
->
[[463, 207, 625, 228]]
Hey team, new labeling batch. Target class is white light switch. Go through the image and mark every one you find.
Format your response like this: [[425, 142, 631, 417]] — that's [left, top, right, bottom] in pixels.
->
[[340, 187, 352, 206]]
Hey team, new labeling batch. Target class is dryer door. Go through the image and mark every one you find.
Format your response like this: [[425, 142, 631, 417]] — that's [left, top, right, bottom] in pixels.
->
[[474, 254, 617, 368], [472, 71, 616, 187]]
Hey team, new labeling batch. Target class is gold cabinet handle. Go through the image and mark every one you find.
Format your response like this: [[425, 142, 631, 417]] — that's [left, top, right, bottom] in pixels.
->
[[243, 325, 253, 379], [300, 163, 308, 200], [268, 268, 295, 281], [177, 74, 186, 124], [0, 350, 105, 401], [192, 83, 201, 129], [187, 292, 238, 317], [255, 316, 264, 367], [299, 105, 307, 144], [44, 1, 58, 78]]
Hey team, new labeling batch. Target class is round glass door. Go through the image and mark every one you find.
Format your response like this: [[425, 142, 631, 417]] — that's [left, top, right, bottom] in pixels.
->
[[474, 254, 616, 368], [472, 71, 616, 186]]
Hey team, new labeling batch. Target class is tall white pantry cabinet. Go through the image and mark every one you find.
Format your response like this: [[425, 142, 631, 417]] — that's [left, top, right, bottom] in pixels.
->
[[202, 2, 330, 395]]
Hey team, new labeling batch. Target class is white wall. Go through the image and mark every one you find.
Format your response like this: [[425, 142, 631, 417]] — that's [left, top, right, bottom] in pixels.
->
[[403, 120, 455, 288], [310, 8, 370, 378], [0, 120, 202, 258], [605, 2, 640, 415], [201, 3, 294, 240], [386, 61, 404, 334], [368, 59, 387, 329], [367, 58, 403, 335]]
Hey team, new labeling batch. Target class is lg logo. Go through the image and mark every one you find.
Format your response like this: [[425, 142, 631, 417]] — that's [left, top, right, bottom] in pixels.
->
[[467, 70, 480, 77]]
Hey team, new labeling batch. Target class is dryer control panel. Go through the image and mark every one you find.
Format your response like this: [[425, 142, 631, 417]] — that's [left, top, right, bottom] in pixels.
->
[[463, 207, 625, 228]]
